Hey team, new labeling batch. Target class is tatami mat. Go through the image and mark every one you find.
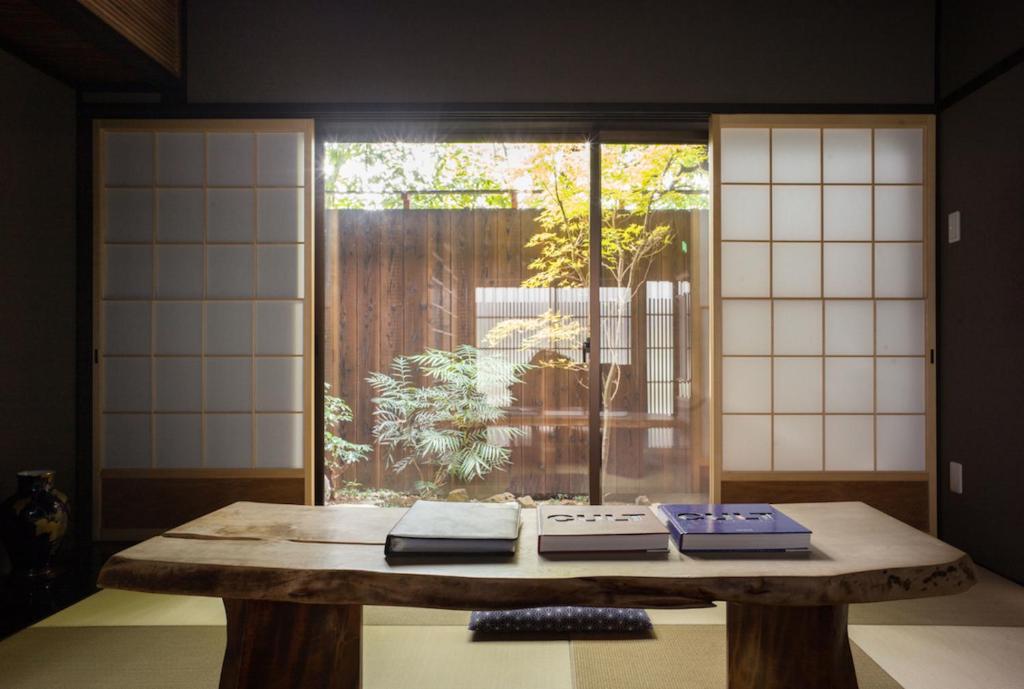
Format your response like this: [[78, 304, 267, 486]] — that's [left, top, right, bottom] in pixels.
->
[[572, 625, 903, 689], [1, 625, 573, 689], [0, 624, 908, 689]]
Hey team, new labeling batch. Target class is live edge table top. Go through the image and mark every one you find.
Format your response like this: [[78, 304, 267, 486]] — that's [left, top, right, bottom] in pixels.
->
[[98, 501, 975, 609]]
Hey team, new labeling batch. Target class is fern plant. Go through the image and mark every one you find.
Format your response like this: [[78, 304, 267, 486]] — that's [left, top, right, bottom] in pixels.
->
[[324, 383, 371, 497], [368, 345, 530, 492]]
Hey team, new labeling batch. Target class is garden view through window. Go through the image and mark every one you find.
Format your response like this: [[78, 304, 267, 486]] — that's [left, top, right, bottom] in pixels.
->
[[323, 140, 709, 506]]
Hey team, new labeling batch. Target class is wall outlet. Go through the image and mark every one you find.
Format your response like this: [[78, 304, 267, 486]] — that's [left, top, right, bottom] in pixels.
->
[[948, 211, 962, 244], [949, 461, 964, 494]]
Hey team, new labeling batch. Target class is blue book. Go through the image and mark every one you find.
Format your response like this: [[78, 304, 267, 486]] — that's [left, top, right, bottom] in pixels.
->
[[659, 504, 811, 552]]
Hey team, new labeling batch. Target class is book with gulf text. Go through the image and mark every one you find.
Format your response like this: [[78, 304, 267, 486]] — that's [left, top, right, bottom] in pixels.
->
[[537, 505, 670, 554], [658, 503, 811, 552]]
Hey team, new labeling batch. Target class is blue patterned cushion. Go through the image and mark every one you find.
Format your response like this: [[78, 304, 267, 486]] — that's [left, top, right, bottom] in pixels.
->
[[469, 606, 652, 633]]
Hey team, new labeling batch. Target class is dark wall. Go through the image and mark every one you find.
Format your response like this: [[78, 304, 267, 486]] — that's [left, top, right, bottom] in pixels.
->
[[939, 0, 1024, 97], [938, 7, 1024, 581], [0, 49, 77, 559], [187, 0, 935, 105]]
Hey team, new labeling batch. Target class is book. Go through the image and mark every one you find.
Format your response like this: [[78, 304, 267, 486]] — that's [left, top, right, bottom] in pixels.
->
[[384, 500, 521, 556], [537, 505, 670, 554], [659, 503, 811, 552]]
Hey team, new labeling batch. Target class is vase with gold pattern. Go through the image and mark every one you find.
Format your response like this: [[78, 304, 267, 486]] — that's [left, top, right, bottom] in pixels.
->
[[0, 470, 70, 578]]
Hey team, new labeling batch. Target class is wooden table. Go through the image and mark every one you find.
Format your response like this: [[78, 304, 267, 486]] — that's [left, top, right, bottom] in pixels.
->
[[98, 501, 974, 689]]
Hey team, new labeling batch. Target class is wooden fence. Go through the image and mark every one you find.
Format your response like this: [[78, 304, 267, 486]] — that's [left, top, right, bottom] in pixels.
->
[[324, 208, 708, 499]]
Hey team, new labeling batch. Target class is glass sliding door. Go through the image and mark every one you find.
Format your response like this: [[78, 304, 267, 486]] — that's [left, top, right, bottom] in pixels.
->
[[598, 144, 711, 504], [322, 142, 591, 505]]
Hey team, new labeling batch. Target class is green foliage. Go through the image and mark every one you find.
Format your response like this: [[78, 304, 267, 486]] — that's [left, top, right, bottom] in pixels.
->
[[368, 345, 530, 488], [324, 142, 517, 209], [324, 383, 371, 468], [522, 144, 708, 289]]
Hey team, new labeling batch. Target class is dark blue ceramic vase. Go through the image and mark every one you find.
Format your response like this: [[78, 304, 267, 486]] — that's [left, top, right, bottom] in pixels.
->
[[0, 470, 70, 578]]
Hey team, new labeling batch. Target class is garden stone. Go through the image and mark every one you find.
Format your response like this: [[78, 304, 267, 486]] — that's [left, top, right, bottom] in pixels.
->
[[446, 489, 469, 502]]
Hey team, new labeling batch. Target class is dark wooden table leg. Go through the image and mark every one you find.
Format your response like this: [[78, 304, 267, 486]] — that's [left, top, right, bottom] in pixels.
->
[[219, 599, 361, 689], [726, 602, 857, 689]]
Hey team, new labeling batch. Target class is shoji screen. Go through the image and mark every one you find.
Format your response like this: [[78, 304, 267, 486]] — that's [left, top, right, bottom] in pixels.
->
[[93, 120, 314, 538], [711, 115, 935, 532]]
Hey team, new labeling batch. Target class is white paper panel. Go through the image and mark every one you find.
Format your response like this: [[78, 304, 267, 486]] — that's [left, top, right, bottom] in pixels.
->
[[103, 302, 150, 355], [772, 299, 822, 355], [104, 245, 152, 298], [207, 246, 254, 298], [824, 300, 873, 355], [256, 302, 303, 355], [721, 185, 770, 240], [823, 185, 871, 240], [154, 414, 202, 468], [876, 357, 926, 413], [207, 133, 254, 186], [771, 129, 820, 183], [258, 132, 305, 186], [106, 189, 153, 242], [721, 128, 770, 183], [722, 357, 771, 413], [255, 358, 303, 412], [773, 357, 822, 413], [874, 185, 923, 241], [874, 128, 923, 184], [721, 243, 770, 297], [206, 302, 253, 355], [157, 189, 204, 242], [773, 415, 823, 470], [772, 243, 820, 297], [257, 246, 304, 298], [258, 189, 305, 242], [722, 300, 771, 356], [722, 415, 772, 470], [772, 185, 820, 240], [156, 246, 203, 299], [156, 133, 203, 186], [105, 132, 153, 186], [154, 302, 202, 355], [256, 414, 303, 468], [205, 414, 253, 468], [103, 358, 151, 411], [154, 358, 202, 412], [207, 189, 255, 242], [876, 300, 925, 355], [205, 358, 252, 412], [875, 243, 923, 298], [822, 129, 871, 183], [825, 357, 874, 413], [825, 415, 874, 471], [823, 243, 872, 298], [102, 414, 151, 468], [876, 415, 925, 471]]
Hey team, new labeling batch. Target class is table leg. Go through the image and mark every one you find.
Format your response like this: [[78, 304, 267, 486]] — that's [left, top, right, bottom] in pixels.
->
[[219, 599, 362, 689], [726, 602, 857, 689]]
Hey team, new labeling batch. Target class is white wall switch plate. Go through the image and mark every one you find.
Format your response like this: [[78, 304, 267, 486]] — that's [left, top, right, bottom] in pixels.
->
[[949, 461, 964, 494], [948, 211, 961, 244]]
